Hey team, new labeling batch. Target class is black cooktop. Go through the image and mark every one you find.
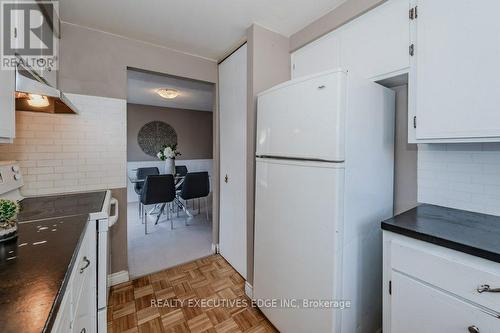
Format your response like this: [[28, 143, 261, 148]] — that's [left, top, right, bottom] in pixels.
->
[[0, 215, 89, 333], [17, 191, 106, 222], [0, 191, 107, 333]]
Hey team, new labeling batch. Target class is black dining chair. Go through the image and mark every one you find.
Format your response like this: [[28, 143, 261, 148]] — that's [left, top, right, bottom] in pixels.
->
[[134, 167, 159, 219], [175, 165, 188, 177], [140, 174, 176, 233], [179, 172, 210, 222]]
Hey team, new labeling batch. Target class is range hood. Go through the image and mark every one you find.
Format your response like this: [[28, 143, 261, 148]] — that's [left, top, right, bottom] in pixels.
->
[[15, 63, 79, 114]]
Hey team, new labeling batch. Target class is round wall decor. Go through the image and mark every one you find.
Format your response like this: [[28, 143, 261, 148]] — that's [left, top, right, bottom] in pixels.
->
[[137, 121, 177, 157]]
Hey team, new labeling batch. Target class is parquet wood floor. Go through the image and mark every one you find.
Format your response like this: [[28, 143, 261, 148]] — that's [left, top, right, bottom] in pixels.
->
[[107, 254, 279, 333]]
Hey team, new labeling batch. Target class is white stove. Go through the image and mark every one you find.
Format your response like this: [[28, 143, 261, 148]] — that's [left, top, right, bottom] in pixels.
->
[[0, 161, 118, 332]]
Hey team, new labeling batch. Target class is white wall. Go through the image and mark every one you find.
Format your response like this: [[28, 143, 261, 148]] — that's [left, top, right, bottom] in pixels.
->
[[0, 94, 127, 196], [127, 159, 213, 202], [418, 143, 500, 216]]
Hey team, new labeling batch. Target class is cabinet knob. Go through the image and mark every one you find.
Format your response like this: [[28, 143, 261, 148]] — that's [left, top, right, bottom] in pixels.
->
[[79, 256, 90, 274], [468, 325, 480, 333]]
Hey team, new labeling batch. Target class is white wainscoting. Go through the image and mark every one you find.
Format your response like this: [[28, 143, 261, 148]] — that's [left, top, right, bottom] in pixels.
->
[[127, 159, 213, 202]]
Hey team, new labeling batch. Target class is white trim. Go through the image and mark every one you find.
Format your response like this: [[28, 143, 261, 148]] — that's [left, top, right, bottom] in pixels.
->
[[244, 281, 254, 299], [107, 270, 130, 286], [211, 243, 220, 254]]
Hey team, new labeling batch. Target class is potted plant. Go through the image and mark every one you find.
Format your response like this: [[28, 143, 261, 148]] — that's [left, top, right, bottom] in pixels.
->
[[157, 144, 181, 175], [0, 199, 20, 242]]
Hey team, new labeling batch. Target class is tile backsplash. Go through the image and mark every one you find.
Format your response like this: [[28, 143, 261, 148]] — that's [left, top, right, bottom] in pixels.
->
[[0, 94, 127, 196], [418, 143, 500, 216]]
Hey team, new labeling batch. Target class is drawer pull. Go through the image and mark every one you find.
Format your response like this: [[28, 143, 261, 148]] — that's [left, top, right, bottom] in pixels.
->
[[468, 325, 480, 333], [80, 256, 90, 274], [476, 284, 500, 293], [318, 85, 326, 89], [80, 329, 86, 333]]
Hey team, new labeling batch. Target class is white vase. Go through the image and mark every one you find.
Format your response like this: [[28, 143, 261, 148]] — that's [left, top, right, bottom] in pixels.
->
[[165, 158, 175, 175]]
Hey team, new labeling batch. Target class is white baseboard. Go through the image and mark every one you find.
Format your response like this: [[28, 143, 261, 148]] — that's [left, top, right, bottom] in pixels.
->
[[211, 243, 220, 254], [244, 281, 254, 299], [108, 270, 130, 286]]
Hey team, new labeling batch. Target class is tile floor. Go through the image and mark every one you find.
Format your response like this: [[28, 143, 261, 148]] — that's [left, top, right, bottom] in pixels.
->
[[128, 201, 213, 278], [107, 254, 278, 333]]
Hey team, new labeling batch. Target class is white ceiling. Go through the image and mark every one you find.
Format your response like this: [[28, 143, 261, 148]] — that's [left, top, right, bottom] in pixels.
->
[[60, 0, 346, 60], [127, 70, 214, 111]]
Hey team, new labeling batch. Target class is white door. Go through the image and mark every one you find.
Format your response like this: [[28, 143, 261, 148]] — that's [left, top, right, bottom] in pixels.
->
[[291, 31, 341, 79], [340, 0, 411, 79], [415, 0, 500, 140], [391, 271, 500, 332], [218, 44, 247, 278], [256, 70, 346, 161], [254, 158, 344, 333]]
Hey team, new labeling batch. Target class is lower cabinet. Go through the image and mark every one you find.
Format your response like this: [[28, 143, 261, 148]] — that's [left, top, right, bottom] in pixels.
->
[[383, 231, 500, 333], [52, 223, 96, 333]]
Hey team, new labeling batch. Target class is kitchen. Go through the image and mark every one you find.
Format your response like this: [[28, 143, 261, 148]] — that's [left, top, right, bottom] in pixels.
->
[[1, 0, 500, 332]]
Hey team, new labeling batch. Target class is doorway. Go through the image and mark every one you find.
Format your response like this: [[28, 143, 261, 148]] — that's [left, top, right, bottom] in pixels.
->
[[126, 68, 216, 278]]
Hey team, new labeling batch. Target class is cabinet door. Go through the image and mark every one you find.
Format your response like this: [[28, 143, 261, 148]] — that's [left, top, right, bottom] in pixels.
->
[[340, 0, 410, 80], [415, 0, 500, 140], [218, 44, 247, 278], [391, 271, 500, 333], [72, 225, 96, 333], [0, 70, 15, 141], [291, 31, 341, 79]]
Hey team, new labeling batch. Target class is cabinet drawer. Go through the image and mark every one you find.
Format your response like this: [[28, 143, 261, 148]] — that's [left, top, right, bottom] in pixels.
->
[[391, 240, 500, 313], [392, 271, 500, 333]]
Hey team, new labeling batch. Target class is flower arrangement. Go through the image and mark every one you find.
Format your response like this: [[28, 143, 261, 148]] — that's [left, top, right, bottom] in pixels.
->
[[0, 199, 20, 242], [157, 144, 181, 161]]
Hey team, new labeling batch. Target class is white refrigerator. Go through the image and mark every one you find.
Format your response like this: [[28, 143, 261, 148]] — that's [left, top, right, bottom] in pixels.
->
[[253, 69, 395, 333]]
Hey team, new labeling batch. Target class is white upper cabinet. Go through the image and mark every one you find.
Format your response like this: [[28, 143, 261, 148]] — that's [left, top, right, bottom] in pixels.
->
[[340, 0, 410, 80], [0, 70, 15, 143], [414, 0, 500, 141], [291, 0, 410, 80], [291, 31, 341, 79]]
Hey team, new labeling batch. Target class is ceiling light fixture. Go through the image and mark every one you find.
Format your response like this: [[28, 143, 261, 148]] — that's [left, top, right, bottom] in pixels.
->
[[156, 88, 179, 99], [26, 94, 50, 107]]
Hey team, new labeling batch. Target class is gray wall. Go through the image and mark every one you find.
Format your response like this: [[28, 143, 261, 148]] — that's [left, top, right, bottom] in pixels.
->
[[60, 23, 217, 99], [246, 25, 291, 284], [127, 103, 213, 161], [392, 85, 418, 215], [290, 0, 386, 51], [59, 22, 218, 274]]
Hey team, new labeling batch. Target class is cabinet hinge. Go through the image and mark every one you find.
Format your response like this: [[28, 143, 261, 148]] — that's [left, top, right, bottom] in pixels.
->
[[409, 44, 415, 56], [413, 116, 417, 129], [389, 280, 392, 295], [409, 6, 418, 20]]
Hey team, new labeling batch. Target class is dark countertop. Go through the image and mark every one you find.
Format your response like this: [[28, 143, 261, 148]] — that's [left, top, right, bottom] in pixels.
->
[[17, 191, 106, 222], [0, 215, 89, 333], [0, 191, 106, 333], [382, 204, 500, 263]]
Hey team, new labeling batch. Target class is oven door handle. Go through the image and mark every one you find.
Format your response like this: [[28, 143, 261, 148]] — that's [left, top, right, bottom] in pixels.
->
[[108, 198, 119, 227]]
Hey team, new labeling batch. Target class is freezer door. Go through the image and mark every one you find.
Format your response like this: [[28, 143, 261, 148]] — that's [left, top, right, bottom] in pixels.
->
[[256, 70, 346, 161], [253, 158, 344, 333]]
